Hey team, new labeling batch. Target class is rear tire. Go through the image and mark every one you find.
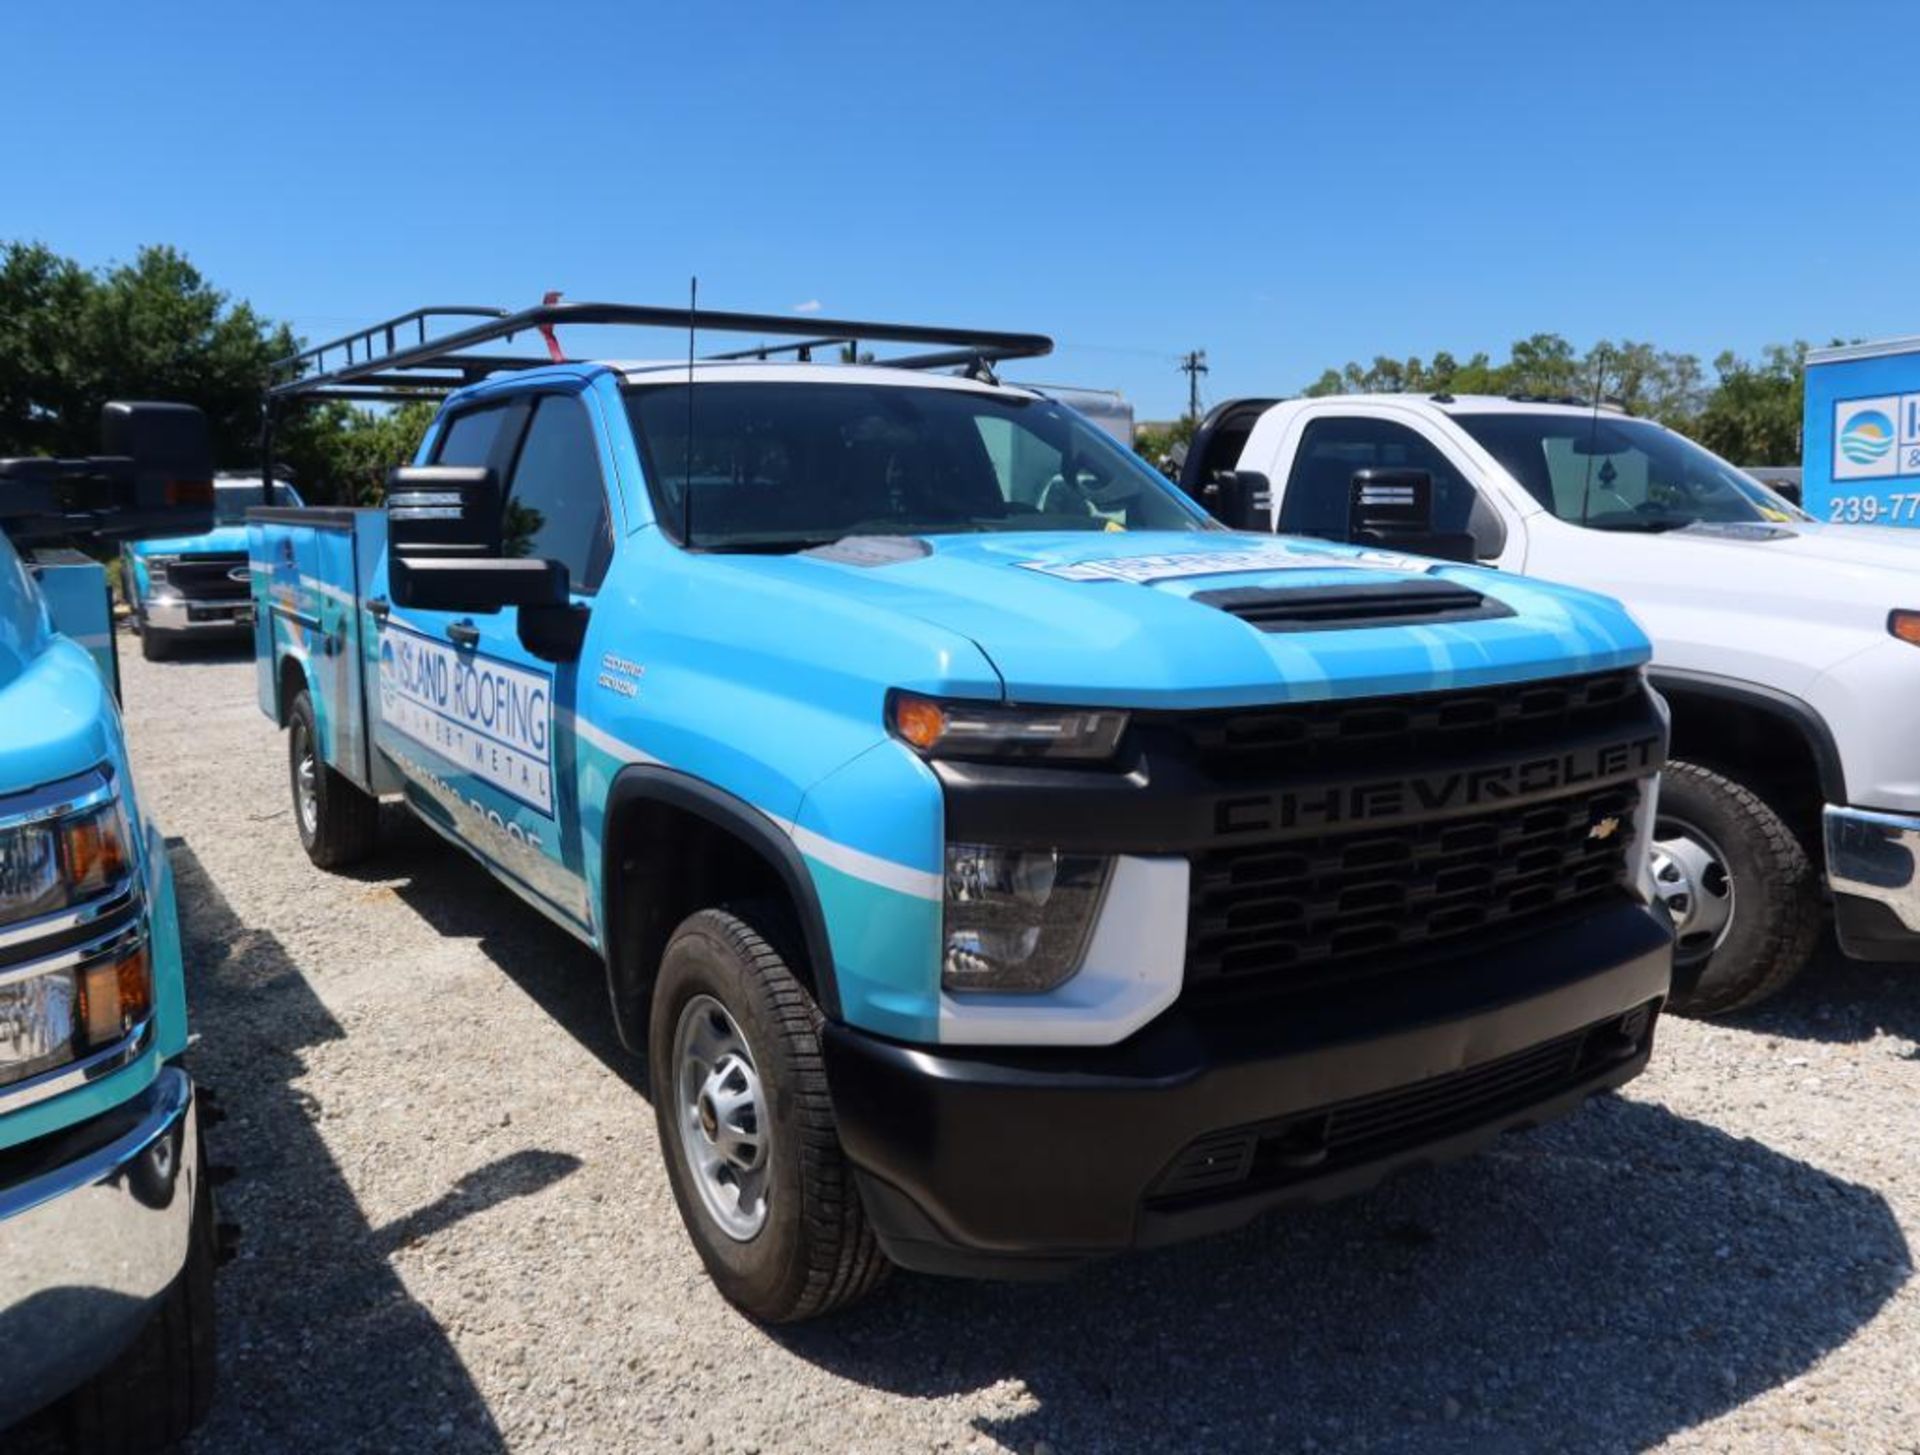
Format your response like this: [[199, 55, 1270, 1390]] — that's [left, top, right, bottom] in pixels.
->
[[288, 688, 379, 869], [1658, 760, 1820, 1017], [62, 1130, 217, 1452], [650, 907, 890, 1322]]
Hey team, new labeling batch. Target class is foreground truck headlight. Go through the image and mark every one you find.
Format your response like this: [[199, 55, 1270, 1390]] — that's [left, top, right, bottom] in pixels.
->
[[943, 845, 1111, 992], [0, 778, 151, 1095], [891, 692, 1129, 762]]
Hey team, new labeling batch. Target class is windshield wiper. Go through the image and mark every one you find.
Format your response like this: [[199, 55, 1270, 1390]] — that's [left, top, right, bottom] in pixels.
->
[[1585, 517, 1697, 534]]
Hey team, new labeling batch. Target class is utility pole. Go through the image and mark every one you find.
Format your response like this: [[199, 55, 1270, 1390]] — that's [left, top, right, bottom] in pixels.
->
[[1178, 349, 1209, 423]]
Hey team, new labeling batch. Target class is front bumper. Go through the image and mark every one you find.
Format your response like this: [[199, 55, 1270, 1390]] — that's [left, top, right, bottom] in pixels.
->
[[0, 1067, 198, 1429], [145, 596, 253, 633], [825, 899, 1670, 1278], [1826, 805, 1920, 962]]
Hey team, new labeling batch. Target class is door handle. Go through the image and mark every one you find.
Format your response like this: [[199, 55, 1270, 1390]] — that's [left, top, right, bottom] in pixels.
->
[[446, 620, 480, 649], [366, 596, 390, 621]]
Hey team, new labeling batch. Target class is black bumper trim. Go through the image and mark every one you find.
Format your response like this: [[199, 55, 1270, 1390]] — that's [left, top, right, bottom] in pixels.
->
[[824, 900, 1670, 1278]]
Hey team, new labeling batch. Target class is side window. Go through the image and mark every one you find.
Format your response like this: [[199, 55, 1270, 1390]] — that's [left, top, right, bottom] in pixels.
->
[[1279, 416, 1481, 539], [432, 404, 511, 468], [502, 395, 613, 592]]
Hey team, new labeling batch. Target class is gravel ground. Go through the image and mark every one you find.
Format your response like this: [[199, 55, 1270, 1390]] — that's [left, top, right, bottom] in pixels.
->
[[109, 634, 1920, 1454]]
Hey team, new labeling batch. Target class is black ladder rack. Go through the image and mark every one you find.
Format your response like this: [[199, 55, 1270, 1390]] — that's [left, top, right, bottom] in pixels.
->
[[268, 301, 1053, 405]]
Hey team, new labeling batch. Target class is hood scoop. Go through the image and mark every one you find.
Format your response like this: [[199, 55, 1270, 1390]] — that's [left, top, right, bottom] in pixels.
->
[[1193, 579, 1513, 633]]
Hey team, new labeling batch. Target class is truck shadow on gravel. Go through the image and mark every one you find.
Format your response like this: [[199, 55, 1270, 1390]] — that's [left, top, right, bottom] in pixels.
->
[[347, 810, 639, 1087], [169, 837, 576, 1455], [321, 826, 1911, 1453], [1721, 934, 1920, 1050], [774, 1098, 1909, 1453]]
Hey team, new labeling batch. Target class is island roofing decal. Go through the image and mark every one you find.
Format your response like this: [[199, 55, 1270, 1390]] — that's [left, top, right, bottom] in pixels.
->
[[1834, 395, 1920, 481], [378, 621, 554, 814], [1017, 541, 1442, 584]]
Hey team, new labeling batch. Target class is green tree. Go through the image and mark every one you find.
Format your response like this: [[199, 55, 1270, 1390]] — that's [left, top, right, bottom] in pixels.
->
[[0, 240, 292, 467], [1691, 343, 1807, 466]]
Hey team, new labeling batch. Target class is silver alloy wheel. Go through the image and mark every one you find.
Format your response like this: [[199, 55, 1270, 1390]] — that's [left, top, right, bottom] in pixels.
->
[[293, 722, 319, 838], [1652, 816, 1736, 966], [673, 994, 770, 1241]]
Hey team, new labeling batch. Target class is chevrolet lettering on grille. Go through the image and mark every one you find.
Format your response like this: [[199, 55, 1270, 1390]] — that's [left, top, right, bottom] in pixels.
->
[[1213, 733, 1664, 838]]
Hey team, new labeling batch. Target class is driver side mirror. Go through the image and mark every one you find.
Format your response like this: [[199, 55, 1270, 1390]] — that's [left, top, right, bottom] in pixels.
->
[[1347, 468, 1481, 564], [385, 464, 586, 662], [1200, 470, 1273, 531]]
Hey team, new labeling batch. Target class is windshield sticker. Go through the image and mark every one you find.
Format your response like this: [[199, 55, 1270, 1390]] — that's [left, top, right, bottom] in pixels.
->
[[1017, 542, 1439, 584], [379, 622, 554, 815]]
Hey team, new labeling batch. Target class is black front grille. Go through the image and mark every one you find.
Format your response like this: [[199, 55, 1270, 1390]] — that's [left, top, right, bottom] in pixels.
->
[[1188, 781, 1638, 995], [165, 554, 249, 601], [1149, 669, 1644, 782], [1148, 1003, 1657, 1205]]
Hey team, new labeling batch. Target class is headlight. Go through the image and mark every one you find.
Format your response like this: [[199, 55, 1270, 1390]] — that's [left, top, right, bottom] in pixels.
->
[[942, 844, 1111, 993], [0, 931, 152, 1088], [0, 791, 148, 1091], [0, 797, 134, 925], [144, 554, 180, 595], [1890, 610, 1920, 647], [890, 692, 1129, 762]]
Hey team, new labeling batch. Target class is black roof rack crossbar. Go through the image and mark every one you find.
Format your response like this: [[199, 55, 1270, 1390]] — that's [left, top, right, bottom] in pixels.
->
[[702, 337, 856, 363], [269, 301, 1053, 404]]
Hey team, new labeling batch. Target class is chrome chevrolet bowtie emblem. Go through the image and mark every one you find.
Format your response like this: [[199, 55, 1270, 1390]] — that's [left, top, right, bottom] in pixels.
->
[[1587, 815, 1622, 842]]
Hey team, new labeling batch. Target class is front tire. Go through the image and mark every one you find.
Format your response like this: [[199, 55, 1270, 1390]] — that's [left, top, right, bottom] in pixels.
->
[[138, 620, 173, 661], [61, 1130, 217, 1451], [1657, 760, 1820, 1017], [649, 907, 889, 1322], [288, 688, 379, 869]]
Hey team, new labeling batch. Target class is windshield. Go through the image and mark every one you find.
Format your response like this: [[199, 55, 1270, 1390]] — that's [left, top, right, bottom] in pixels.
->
[[1452, 413, 1807, 533], [214, 480, 300, 524], [625, 382, 1208, 551]]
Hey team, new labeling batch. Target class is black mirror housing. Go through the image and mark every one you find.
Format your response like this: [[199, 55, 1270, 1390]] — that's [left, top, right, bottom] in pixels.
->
[[386, 465, 503, 557], [389, 556, 570, 614], [1347, 468, 1478, 564], [1201, 469, 1273, 531], [0, 401, 215, 544]]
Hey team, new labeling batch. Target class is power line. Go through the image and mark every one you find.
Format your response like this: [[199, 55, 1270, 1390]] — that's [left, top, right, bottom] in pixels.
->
[[1178, 349, 1209, 421]]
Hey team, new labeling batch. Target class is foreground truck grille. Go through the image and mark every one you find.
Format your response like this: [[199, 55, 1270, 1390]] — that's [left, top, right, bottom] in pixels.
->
[[1188, 781, 1637, 993], [1163, 669, 1644, 781], [1148, 1003, 1658, 1205], [164, 553, 250, 601]]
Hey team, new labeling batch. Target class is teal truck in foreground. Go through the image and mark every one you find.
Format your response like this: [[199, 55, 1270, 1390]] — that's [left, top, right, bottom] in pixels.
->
[[0, 404, 218, 1446], [252, 302, 1674, 1321]]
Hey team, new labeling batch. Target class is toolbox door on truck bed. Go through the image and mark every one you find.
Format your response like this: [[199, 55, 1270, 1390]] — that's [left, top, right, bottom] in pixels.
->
[[250, 506, 383, 793]]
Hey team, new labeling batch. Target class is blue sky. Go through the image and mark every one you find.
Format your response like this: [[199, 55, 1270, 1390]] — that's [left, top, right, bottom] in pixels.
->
[[6, 1, 1915, 418]]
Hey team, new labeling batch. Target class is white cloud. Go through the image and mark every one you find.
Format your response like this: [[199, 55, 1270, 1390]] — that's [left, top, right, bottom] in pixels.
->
[[793, 299, 822, 314]]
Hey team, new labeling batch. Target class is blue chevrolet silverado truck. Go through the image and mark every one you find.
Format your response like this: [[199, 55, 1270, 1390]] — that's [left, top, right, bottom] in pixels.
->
[[251, 302, 1674, 1321], [122, 471, 302, 660], [0, 403, 217, 1444]]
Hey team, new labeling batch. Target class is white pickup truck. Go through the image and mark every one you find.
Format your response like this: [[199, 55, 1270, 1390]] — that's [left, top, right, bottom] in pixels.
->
[[1181, 393, 1920, 1015]]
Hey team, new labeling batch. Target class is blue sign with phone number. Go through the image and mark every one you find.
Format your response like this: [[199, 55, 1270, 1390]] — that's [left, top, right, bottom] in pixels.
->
[[1804, 342, 1920, 527]]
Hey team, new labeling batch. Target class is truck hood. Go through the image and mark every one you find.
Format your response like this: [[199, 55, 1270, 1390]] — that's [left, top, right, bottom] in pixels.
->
[[0, 536, 49, 693], [771, 531, 1649, 708], [128, 524, 249, 557], [0, 537, 118, 790], [1549, 519, 1920, 627]]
